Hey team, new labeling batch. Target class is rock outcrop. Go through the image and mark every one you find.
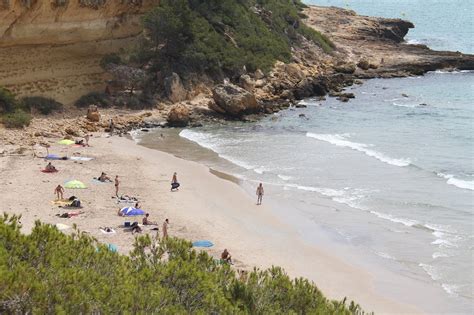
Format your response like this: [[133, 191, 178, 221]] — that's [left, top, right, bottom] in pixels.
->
[[86, 105, 100, 122], [167, 104, 190, 127], [164, 73, 187, 103], [211, 84, 260, 117]]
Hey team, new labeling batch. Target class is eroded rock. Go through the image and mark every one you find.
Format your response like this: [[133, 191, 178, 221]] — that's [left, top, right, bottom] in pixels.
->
[[211, 83, 261, 117]]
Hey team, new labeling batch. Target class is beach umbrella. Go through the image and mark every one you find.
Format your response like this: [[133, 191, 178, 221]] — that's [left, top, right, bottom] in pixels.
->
[[64, 180, 87, 189], [58, 139, 75, 145], [120, 207, 145, 216]]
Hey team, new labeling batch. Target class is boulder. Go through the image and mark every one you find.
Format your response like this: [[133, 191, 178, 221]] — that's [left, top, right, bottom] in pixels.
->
[[211, 83, 261, 117], [86, 105, 100, 122], [254, 69, 265, 80], [357, 59, 371, 70], [334, 62, 356, 74], [164, 73, 187, 103], [239, 74, 255, 91], [167, 104, 190, 127]]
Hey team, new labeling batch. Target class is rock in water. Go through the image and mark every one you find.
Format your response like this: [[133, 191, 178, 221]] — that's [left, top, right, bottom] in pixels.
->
[[211, 83, 261, 117], [167, 104, 190, 127], [86, 105, 100, 122], [164, 73, 187, 103]]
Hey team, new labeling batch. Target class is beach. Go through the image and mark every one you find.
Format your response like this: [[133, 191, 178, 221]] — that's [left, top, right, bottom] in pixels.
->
[[0, 133, 423, 314]]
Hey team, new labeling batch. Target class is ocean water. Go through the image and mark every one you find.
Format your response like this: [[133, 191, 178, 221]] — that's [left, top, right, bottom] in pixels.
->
[[135, 1, 473, 313]]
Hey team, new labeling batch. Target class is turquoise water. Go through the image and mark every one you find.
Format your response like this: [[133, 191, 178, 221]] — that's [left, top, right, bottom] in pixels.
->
[[137, 1, 473, 313], [308, 0, 474, 53]]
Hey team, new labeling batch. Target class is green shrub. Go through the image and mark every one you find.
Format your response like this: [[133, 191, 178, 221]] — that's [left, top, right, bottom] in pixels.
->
[[74, 91, 111, 108], [100, 53, 122, 69], [140, 0, 333, 79], [0, 87, 17, 114], [0, 214, 366, 314], [2, 109, 32, 128], [21, 96, 63, 115]]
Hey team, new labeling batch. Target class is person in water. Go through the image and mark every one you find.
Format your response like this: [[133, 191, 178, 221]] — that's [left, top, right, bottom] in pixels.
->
[[45, 162, 57, 172], [54, 184, 65, 200], [256, 183, 264, 205], [171, 172, 180, 191]]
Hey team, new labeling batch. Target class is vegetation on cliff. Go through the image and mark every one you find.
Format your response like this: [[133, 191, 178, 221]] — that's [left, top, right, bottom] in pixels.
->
[[0, 214, 365, 314], [139, 0, 333, 79]]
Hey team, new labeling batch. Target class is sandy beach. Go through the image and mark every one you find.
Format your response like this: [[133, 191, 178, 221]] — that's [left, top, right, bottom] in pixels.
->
[[0, 132, 423, 314]]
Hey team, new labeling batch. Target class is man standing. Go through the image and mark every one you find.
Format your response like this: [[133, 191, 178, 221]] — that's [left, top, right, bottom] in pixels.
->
[[114, 175, 120, 197], [256, 183, 264, 205]]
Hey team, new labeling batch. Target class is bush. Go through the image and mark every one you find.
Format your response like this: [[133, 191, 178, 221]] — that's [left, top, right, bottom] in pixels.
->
[[21, 96, 63, 115], [0, 87, 17, 114], [0, 214, 365, 314], [2, 109, 31, 128], [100, 53, 122, 70], [74, 91, 111, 108], [140, 0, 334, 79]]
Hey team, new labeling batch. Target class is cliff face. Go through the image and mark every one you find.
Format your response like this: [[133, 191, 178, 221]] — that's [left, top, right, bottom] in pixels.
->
[[0, 0, 159, 104]]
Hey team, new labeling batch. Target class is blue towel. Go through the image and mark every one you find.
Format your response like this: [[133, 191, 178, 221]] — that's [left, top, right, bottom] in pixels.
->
[[107, 244, 118, 252], [192, 240, 214, 248]]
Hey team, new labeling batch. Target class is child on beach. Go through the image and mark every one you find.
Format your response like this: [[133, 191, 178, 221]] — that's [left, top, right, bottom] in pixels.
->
[[45, 162, 57, 172], [162, 219, 169, 238], [256, 183, 264, 205], [54, 185, 65, 200]]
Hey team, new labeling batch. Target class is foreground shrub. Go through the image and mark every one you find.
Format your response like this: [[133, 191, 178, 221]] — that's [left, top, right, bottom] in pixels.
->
[[0, 214, 366, 314], [100, 53, 122, 69], [21, 96, 63, 115], [0, 87, 17, 114], [74, 91, 111, 108], [2, 109, 31, 128]]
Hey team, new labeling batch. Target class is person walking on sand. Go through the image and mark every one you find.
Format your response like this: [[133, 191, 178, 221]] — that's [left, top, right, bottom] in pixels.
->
[[114, 175, 120, 196], [109, 119, 115, 135], [171, 172, 180, 191], [162, 218, 169, 238], [256, 183, 264, 205], [84, 134, 90, 147], [55, 184, 65, 200]]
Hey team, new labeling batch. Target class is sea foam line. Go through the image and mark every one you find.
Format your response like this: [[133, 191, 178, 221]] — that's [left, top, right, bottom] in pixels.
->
[[437, 173, 474, 191], [306, 133, 411, 167]]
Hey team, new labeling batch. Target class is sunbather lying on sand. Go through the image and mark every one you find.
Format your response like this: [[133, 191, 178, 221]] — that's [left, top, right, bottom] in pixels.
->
[[131, 222, 142, 234], [56, 211, 84, 218], [142, 213, 157, 225]]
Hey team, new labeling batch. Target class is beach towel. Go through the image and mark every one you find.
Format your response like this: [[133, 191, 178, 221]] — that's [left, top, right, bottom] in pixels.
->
[[41, 169, 58, 173], [55, 223, 70, 230], [70, 156, 94, 161], [107, 244, 118, 252], [45, 154, 62, 160], [100, 228, 116, 234], [92, 178, 110, 184], [192, 240, 214, 248]]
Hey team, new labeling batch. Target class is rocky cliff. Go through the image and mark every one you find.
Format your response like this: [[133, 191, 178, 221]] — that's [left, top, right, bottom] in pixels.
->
[[0, 0, 159, 104]]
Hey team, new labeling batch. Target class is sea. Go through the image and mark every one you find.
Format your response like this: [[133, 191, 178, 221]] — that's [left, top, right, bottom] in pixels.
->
[[134, 1, 474, 313]]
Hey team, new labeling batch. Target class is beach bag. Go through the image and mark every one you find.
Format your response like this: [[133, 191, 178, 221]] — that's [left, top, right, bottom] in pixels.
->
[[171, 182, 180, 189]]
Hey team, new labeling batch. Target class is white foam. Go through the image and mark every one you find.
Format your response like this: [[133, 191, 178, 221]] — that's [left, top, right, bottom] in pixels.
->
[[437, 173, 474, 191], [306, 133, 411, 167], [431, 239, 458, 248], [277, 174, 293, 181], [441, 283, 460, 297], [432, 252, 449, 259], [370, 211, 418, 227], [419, 263, 442, 281], [392, 102, 418, 108], [375, 251, 396, 260], [407, 39, 423, 45], [129, 129, 143, 144]]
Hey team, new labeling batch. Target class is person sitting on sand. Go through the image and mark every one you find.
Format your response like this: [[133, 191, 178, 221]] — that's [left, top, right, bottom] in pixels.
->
[[131, 222, 142, 234], [54, 184, 64, 200], [117, 208, 124, 217], [45, 162, 57, 172], [75, 139, 85, 146], [171, 172, 180, 191], [162, 218, 169, 238], [98, 172, 111, 182], [142, 213, 157, 225], [221, 249, 233, 264]]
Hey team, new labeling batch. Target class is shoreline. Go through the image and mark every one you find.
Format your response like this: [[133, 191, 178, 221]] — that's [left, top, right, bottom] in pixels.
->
[[0, 133, 422, 314]]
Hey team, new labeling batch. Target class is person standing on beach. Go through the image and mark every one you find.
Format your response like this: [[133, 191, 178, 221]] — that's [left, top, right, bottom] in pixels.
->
[[114, 175, 120, 197], [109, 119, 115, 135], [256, 183, 264, 205], [162, 218, 169, 238], [171, 172, 180, 191], [54, 185, 65, 200]]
